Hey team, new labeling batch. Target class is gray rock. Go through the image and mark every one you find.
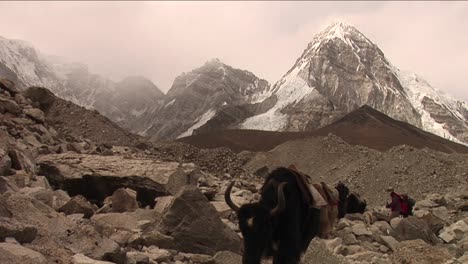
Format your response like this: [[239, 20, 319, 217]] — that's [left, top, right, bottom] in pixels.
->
[[0, 217, 37, 243], [29, 176, 52, 189], [432, 206, 450, 221], [72, 253, 115, 264], [59, 195, 95, 218], [37, 153, 200, 205], [0, 78, 18, 95], [165, 163, 201, 195], [92, 212, 140, 231], [301, 238, 348, 264], [145, 247, 172, 262], [156, 186, 241, 255], [22, 188, 70, 210], [392, 239, 453, 264], [110, 188, 139, 213], [213, 251, 242, 264], [391, 216, 440, 245], [0, 176, 18, 194], [23, 108, 45, 123], [372, 221, 392, 235], [0, 97, 22, 115], [351, 223, 372, 236], [439, 220, 468, 243], [154, 196, 175, 214], [0, 148, 12, 176], [344, 213, 366, 222], [380, 235, 400, 252], [126, 251, 149, 264], [0, 242, 47, 264]]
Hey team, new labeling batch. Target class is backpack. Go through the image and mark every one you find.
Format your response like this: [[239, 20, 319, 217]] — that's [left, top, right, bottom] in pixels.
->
[[401, 194, 415, 216], [407, 197, 416, 215]]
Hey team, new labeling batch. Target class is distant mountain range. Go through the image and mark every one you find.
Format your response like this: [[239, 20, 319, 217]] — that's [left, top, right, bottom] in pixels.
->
[[1, 21, 467, 145]]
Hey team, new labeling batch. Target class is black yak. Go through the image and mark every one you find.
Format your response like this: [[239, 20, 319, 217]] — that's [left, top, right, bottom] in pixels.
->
[[225, 167, 321, 264], [335, 181, 367, 218]]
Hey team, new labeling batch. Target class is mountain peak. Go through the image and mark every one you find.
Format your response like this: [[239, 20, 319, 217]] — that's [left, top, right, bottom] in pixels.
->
[[314, 21, 366, 44], [205, 58, 224, 67]]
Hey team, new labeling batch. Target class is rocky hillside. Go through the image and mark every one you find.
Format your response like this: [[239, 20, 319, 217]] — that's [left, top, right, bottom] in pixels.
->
[[0, 36, 165, 133], [243, 134, 468, 208], [143, 59, 271, 140], [179, 105, 468, 154]]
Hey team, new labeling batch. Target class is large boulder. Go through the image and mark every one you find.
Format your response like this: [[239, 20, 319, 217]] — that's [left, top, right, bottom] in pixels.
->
[[0, 176, 18, 194], [23, 87, 56, 111], [0, 148, 12, 176], [37, 153, 200, 207], [109, 188, 138, 213], [58, 195, 96, 219], [23, 108, 45, 123], [391, 216, 440, 245], [21, 187, 70, 210], [439, 220, 468, 243], [0, 217, 38, 243], [0, 242, 47, 264], [0, 97, 22, 115], [155, 186, 241, 255], [0, 78, 18, 95]]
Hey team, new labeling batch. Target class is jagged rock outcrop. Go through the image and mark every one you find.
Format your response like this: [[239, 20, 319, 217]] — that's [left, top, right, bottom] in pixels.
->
[[37, 153, 201, 207], [153, 186, 241, 255]]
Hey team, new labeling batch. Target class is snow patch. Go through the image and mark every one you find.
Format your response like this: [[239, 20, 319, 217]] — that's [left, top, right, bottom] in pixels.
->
[[241, 69, 313, 130], [177, 108, 217, 138], [130, 107, 147, 117], [165, 99, 176, 108]]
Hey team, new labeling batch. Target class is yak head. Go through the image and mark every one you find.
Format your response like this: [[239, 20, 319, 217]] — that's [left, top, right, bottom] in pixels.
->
[[224, 181, 287, 264]]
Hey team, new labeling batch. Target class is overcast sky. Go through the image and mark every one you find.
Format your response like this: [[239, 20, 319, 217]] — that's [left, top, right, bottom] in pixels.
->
[[0, 1, 467, 101]]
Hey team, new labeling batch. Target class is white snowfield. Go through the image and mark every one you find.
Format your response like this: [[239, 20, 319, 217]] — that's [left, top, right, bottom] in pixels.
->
[[177, 108, 217, 139]]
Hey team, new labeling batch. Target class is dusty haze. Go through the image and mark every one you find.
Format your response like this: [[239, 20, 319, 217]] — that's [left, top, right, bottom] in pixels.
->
[[0, 1, 467, 101]]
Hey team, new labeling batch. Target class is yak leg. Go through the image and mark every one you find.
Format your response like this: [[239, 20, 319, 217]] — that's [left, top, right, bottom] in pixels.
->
[[319, 206, 331, 238], [328, 205, 338, 234], [273, 210, 302, 264], [302, 207, 321, 252]]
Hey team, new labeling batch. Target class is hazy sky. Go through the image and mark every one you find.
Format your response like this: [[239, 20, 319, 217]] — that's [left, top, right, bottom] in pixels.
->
[[0, 1, 467, 101]]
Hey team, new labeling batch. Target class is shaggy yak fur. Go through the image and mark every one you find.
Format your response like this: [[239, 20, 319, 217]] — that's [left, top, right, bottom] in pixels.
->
[[225, 167, 321, 264], [335, 181, 367, 219]]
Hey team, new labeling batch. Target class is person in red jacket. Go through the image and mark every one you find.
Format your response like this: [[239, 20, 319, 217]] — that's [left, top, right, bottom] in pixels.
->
[[385, 187, 402, 218]]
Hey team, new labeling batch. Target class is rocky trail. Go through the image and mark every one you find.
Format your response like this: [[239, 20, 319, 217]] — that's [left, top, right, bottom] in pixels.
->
[[1, 79, 467, 263]]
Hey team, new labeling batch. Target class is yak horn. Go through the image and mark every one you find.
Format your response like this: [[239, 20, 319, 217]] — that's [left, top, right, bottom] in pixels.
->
[[270, 182, 287, 217], [225, 181, 240, 213]]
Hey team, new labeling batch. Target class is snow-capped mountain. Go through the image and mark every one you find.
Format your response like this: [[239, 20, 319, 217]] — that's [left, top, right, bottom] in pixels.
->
[[0, 36, 165, 132], [235, 22, 468, 144], [143, 58, 271, 140]]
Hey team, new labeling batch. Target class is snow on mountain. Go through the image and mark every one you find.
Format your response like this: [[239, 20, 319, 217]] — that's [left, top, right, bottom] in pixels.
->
[[0, 36, 165, 133], [395, 69, 468, 144], [0, 36, 62, 91], [144, 58, 271, 140], [239, 21, 468, 145]]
